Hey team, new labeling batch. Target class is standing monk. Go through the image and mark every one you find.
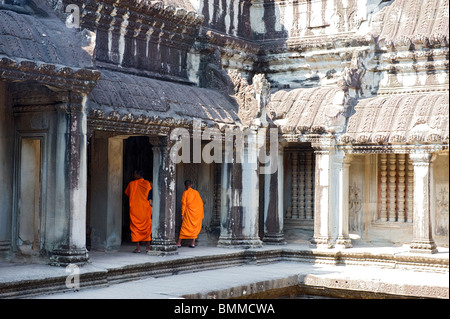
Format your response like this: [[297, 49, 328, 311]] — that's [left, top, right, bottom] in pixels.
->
[[177, 180, 204, 248], [124, 170, 152, 253]]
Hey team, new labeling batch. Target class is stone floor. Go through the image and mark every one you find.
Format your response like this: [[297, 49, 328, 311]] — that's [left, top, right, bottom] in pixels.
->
[[0, 242, 448, 300]]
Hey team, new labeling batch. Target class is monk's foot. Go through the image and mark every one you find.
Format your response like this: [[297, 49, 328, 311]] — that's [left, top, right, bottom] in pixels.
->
[[188, 245, 195, 248], [133, 249, 141, 253]]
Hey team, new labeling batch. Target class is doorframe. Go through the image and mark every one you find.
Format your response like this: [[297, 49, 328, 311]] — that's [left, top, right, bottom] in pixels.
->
[[12, 131, 47, 254]]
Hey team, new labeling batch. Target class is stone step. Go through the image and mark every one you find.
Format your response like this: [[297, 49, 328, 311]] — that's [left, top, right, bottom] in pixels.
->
[[1, 246, 448, 298]]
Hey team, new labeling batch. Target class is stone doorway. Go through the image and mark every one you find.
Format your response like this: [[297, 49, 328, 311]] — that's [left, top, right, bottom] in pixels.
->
[[175, 151, 216, 246], [122, 136, 154, 243], [87, 134, 154, 252], [15, 137, 43, 256]]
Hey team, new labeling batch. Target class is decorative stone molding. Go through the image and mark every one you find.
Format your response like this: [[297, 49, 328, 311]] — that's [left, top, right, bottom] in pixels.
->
[[0, 57, 100, 94], [342, 92, 449, 147], [70, 0, 204, 29]]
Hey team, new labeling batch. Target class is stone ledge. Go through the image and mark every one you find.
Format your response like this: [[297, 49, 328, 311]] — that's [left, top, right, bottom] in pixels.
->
[[0, 246, 447, 298]]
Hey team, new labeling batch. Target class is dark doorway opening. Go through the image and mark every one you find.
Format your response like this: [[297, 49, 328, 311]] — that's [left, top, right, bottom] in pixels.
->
[[122, 136, 154, 243]]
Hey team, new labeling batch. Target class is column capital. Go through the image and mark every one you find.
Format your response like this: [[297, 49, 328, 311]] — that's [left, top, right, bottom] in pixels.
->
[[333, 152, 353, 166], [343, 153, 353, 164], [409, 152, 432, 164], [151, 135, 176, 148], [310, 135, 335, 152]]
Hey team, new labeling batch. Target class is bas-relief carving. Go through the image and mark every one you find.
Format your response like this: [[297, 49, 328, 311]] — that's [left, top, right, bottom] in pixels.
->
[[436, 187, 449, 236], [341, 91, 449, 147], [228, 71, 273, 127], [279, 0, 364, 37], [341, 50, 367, 98], [349, 183, 362, 235]]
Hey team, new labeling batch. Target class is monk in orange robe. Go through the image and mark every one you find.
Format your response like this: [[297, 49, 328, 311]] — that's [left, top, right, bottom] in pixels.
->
[[124, 170, 152, 253], [176, 180, 204, 248]]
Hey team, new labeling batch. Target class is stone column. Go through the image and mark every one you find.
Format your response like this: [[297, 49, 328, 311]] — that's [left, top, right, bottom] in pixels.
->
[[0, 81, 13, 255], [50, 93, 89, 266], [218, 129, 262, 248], [148, 136, 178, 255], [409, 153, 438, 254], [263, 143, 285, 245], [310, 143, 333, 249], [334, 152, 352, 249]]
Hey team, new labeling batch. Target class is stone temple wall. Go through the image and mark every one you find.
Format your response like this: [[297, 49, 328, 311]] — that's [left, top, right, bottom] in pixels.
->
[[0, 0, 447, 262]]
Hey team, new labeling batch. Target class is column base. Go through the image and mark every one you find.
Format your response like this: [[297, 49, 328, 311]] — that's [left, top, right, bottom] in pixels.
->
[[217, 237, 263, 249], [0, 240, 11, 254], [263, 233, 286, 245], [410, 240, 438, 254], [310, 236, 334, 249], [49, 247, 89, 267], [335, 236, 352, 249], [148, 240, 178, 256]]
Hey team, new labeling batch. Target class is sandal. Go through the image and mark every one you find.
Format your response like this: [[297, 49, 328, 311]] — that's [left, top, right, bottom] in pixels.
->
[[188, 245, 195, 248], [133, 249, 141, 253]]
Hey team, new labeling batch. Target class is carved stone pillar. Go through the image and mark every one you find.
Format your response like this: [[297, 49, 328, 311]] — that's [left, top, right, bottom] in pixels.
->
[[50, 93, 89, 266], [298, 152, 305, 219], [218, 130, 262, 248], [292, 152, 299, 218], [409, 153, 437, 254], [379, 153, 388, 221], [406, 157, 414, 222], [148, 136, 178, 255], [310, 144, 333, 249], [388, 154, 397, 221], [334, 152, 352, 249], [305, 150, 314, 219], [397, 154, 406, 222], [263, 144, 285, 245]]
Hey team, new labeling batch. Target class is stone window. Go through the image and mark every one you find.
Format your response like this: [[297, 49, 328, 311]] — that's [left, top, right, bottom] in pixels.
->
[[377, 154, 413, 222], [285, 149, 315, 221]]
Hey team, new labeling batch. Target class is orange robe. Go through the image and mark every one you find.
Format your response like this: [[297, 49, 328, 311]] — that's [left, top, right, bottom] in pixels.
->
[[179, 188, 204, 239], [124, 178, 152, 242]]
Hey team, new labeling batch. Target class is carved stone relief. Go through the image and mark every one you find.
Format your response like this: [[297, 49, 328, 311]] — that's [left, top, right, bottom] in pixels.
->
[[228, 71, 272, 126], [349, 183, 362, 235], [436, 187, 449, 236]]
